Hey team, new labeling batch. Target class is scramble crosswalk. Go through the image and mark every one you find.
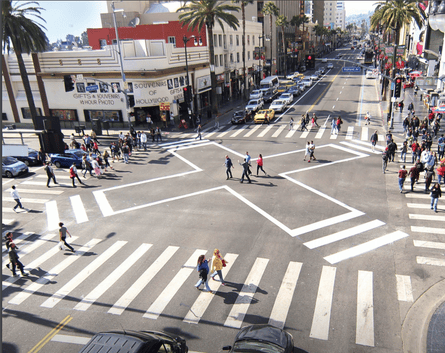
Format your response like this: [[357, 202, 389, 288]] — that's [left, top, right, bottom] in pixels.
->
[[2, 235, 416, 347]]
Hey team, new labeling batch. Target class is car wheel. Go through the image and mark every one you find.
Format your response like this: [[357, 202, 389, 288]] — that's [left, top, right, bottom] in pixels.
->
[[24, 160, 30, 166], [5, 171, 13, 178], [55, 161, 62, 168]]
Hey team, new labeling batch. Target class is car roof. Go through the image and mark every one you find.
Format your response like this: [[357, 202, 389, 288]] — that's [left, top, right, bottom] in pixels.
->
[[236, 324, 289, 348]]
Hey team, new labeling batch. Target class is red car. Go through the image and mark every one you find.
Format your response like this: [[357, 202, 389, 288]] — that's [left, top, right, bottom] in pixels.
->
[[403, 81, 414, 89]]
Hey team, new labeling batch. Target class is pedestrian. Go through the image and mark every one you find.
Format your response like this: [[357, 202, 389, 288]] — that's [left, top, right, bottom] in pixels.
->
[[300, 116, 308, 131], [82, 155, 94, 178], [438, 134, 444, 160], [309, 140, 317, 161], [38, 148, 47, 165], [5, 233, 27, 277], [70, 163, 84, 186], [92, 140, 100, 154], [399, 100, 404, 113], [382, 147, 389, 174], [58, 222, 75, 252], [195, 255, 213, 293], [196, 124, 202, 140], [398, 165, 408, 193], [155, 126, 162, 142], [386, 132, 393, 145], [312, 113, 320, 127], [289, 117, 294, 131], [44, 162, 58, 188], [364, 111, 371, 125], [122, 143, 130, 164], [256, 154, 267, 176], [103, 150, 113, 171], [437, 162, 445, 185], [141, 131, 148, 151], [387, 139, 398, 162], [224, 155, 234, 180], [146, 113, 152, 129], [239, 158, 252, 183], [91, 157, 102, 177], [10, 185, 26, 213], [430, 183, 442, 212], [425, 166, 434, 193], [331, 117, 337, 135], [409, 164, 420, 191], [411, 140, 420, 164], [304, 141, 311, 161], [336, 116, 343, 133], [245, 152, 253, 175], [401, 141, 408, 163], [210, 248, 227, 285], [370, 130, 378, 151]]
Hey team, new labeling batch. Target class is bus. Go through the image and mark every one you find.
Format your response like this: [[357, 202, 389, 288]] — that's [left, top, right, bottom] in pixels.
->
[[260, 76, 279, 90], [364, 50, 374, 65]]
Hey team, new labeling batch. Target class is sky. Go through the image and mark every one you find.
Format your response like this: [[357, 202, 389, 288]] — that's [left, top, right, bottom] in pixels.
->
[[33, 1, 377, 44]]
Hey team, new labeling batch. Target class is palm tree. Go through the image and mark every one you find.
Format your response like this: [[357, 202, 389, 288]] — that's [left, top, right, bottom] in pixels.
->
[[262, 2, 279, 75], [178, 0, 240, 114], [232, 0, 254, 99], [2, 0, 49, 125], [275, 15, 288, 74], [314, 24, 324, 48]]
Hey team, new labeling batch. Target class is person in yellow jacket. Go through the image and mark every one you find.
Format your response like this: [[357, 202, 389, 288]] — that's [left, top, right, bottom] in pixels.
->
[[210, 248, 227, 286]]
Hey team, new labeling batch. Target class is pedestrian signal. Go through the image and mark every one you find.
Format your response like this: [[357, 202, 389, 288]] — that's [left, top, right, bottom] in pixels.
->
[[64, 75, 75, 92]]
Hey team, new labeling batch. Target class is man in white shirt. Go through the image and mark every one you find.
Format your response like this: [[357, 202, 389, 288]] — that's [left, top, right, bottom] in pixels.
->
[[10, 185, 26, 212], [141, 131, 148, 151]]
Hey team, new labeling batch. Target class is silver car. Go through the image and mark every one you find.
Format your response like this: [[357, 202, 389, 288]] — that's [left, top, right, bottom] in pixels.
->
[[2, 156, 29, 178]]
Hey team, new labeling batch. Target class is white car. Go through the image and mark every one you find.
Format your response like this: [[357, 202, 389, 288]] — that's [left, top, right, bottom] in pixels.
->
[[327, 62, 334, 69], [310, 74, 318, 81], [297, 83, 306, 92], [269, 99, 288, 113], [365, 69, 378, 79], [322, 58, 327, 63], [301, 78, 313, 87], [245, 99, 264, 113], [279, 93, 293, 105], [286, 71, 300, 80], [249, 90, 263, 100]]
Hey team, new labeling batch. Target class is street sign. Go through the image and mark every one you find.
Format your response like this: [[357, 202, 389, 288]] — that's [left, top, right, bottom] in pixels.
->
[[342, 67, 361, 72], [85, 84, 99, 92]]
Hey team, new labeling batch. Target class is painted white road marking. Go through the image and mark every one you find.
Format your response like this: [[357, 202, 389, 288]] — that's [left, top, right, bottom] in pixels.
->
[[356, 270, 374, 346], [70, 195, 88, 224], [396, 275, 413, 302], [45, 200, 59, 231]]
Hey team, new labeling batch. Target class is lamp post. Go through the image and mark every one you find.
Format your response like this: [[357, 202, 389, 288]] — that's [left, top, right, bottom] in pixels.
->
[[111, 1, 130, 128], [183, 35, 202, 123]]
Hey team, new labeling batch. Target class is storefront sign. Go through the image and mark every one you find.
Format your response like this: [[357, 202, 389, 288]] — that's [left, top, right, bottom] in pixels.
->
[[197, 75, 211, 93], [160, 102, 170, 111], [133, 76, 187, 106]]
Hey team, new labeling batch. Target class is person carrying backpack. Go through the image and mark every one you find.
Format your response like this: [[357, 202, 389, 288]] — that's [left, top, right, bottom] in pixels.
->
[[195, 255, 212, 293]]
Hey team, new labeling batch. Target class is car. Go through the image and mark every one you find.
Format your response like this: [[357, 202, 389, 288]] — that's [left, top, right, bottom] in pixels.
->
[[322, 57, 328, 63], [231, 110, 251, 124], [298, 65, 306, 72], [263, 89, 278, 103], [279, 93, 294, 105], [403, 81, 414, 89], [249, 89, 263, 100], [50, 149, 87, 168], [287, 85, 300, 96], [319, 67, 326, 74], [245, 98, 264, 113], [277, 85, 288, 94], [327, 62, 334, 69], [315, 70, 323, 77], [254, 109, 275, 124], [301, 78, 313, 87], [297, 82, 306, 92], [79, 330, 188, 353], [222, 324, 294, 353], [366, 69, 378, 79], [286, 71, 300, 80], [351, 46, 354, 50], [292, 76, 302, 84], [269, 99, 288, 113], [2, 156, 29, 178], [336, 54, 342, 59], [310, 73, 319, 81], [11, 148, 42, 166]]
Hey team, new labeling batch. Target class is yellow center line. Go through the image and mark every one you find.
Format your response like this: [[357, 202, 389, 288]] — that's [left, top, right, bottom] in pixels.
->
[[306, 70, 343, 114], [28, 315, 73, 353]]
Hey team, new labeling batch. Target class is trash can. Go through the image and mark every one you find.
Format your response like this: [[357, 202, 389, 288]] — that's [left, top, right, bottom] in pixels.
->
[[91, 119, 102, 136]]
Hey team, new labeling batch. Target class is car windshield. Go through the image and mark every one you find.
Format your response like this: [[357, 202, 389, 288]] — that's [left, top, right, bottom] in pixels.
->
[[2, 157, 19, 165], [232, 340, 285, 353], [72, 151, 85, 158], [251, 90, 260, 95], [273, 101, 284, 105], [281, 94, 290, 97], [248, 101, 258, 105]]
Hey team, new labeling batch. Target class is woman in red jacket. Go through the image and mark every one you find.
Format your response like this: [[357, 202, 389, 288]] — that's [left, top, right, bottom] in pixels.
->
[[256, 154, 267, 176]]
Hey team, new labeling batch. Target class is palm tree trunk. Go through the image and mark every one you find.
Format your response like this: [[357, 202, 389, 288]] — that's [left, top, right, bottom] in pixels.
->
[[270, 14, 273, 75], [242, 3, 247, 99], [15, 50, 38, 127], [282, 27, 286, 74], [207, 24, 218, 114]]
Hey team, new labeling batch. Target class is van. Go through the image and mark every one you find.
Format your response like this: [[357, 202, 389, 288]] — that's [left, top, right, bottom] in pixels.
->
[[260, 76, 279, 90]]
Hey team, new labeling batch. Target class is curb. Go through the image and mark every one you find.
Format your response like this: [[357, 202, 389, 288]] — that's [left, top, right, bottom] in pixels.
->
[[401, 279, 445, 353]]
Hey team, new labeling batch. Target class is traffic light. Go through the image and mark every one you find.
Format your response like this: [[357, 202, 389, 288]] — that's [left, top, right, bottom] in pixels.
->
[[63, 75, 75, 92], [305, 54, 315, 69], [394, 78, 402, 98], [128, 95, 135, 108], [183, 85, 192, 103]]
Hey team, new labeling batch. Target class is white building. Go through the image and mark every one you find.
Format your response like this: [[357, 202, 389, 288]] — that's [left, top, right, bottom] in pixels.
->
[[336, 1, 345, 31], [323, 1, 337, 29]]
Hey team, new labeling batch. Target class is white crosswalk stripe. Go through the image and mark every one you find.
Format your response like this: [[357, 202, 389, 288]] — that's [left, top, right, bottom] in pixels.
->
[[230, 125, 248, 137], [244, 124, 261, 137], [299, 125, 312, 139], [257, 124, 274, 137], [356, 271, 374, 346], [272, 124, 287, 137], [217, 125, 236, 138], [315, 126, 326, 139], [396, 274, 414, 302], [345, 126, 354, 140]]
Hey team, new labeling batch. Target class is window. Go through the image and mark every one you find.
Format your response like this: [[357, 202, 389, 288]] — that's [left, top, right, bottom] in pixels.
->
[[224, 54, 227, 67], [223, 35, 227, 49], [237, 52, 240, 63], [236, 35, 239, 46], [220, 54, 223, 67], [84, 110, 121, 122], [21, 107, 42, 120], [214, 34, 217, 46], [230, 53, 234, 63], [168, 36, 176, 47], [230, 35, 233, 45], [50, 109, 79, 121], [247, 35, 250, 45], [219, 34, 222, 47], [253, 36, 255, 46], [215, 55, 218, 66], [99, 39, 107, 48], [248, 51, 250, 60]]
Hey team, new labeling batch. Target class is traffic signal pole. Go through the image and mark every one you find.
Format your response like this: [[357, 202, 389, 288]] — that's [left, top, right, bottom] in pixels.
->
[[388, 43, 397, 130]]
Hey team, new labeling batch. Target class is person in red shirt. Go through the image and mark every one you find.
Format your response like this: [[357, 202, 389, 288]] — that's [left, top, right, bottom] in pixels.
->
[[398, 165, 408, 193], [409, 164, 420, 191], [411, 141, 420, 163]]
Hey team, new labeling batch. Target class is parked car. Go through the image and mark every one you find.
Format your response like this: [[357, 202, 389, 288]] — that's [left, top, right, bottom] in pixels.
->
[[279, 93, 294, 105], [50, 149, 88, 168], [11, 148, 42, 166], [245, 98, 264, 113], [286, 71, 300, 80], [79, 330, 188, 353], [301, 78, 313, 87], [2, 156, 29, 178], [327, 62, 334, 69], [269, 99, 288, 113], [254, 109, 275, 124], [231, 110, 251, 124], [222, 324, 294, 353], [249, 89, 263, 100]]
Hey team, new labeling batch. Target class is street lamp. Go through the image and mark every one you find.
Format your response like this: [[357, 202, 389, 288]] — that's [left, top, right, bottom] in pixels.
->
[[111, 1, 130, 128], [183, 35, 202, 122]]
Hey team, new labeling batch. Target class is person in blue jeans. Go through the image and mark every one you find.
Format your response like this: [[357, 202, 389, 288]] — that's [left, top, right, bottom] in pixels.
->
[[430, 183, 442, 213], [195, 255, 212, 293]]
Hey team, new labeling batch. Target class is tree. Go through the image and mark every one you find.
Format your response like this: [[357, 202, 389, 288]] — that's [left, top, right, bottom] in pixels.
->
[[178, 0, 240, 114], [232, 0, 254, 99], [2, 0, 49, 125], [314, 24, 324, 47], [262, 2, 279, 75], [290, 14, 309, 65], [275, 14, 288, 74]]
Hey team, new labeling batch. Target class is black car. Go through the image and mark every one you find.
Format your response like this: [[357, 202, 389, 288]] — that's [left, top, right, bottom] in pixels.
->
[[232, 110, 251, 124], [79, 330, 188, 353], [12, 148, 42, 166], [223, 324, 294, 353]]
